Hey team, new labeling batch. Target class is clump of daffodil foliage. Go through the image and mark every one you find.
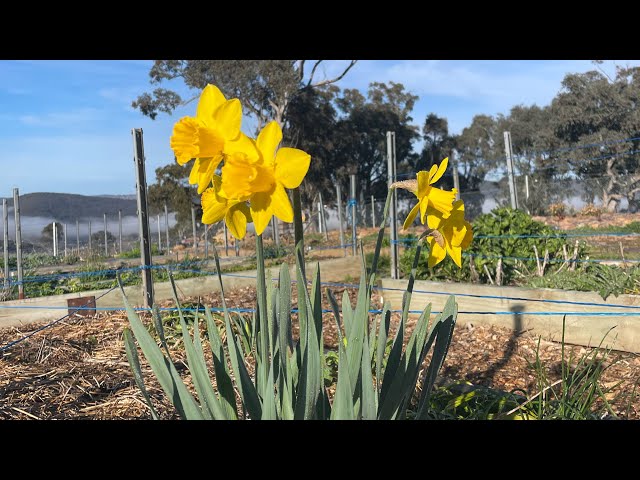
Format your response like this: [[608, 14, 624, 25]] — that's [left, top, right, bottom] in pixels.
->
[[121, 83, 474, 420]]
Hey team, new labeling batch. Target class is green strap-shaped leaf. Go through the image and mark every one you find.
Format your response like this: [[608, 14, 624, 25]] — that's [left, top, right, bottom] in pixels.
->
[[152, 303, 171, 360], [166, 273, 225, 420], [347, 261, 370, 398], [278, 263, 292, 372], [211, 246, 262, 420], [341, 289, 353, 339], [379, 310, 404, 411], [311, 263, 323, 347], [123, 328, 159, 420], [261, 357, 277, 420], [330, 339, 354, 420], [294, 268, 322, 420], [205, 307, 238, 420], [118, 279, 203, 420], [360, 328, 376, 420], [326, 288, 344, 347], [295, 241, 309, 361], [178, 312, 224, 419], [416, 296, 458, 419], [376, 303, 391, 395]]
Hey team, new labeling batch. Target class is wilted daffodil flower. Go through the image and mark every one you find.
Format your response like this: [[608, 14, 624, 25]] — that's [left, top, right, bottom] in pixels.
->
[[394, 157, 457, 231], [170, 84, 254, 194], [423, 200, 473, 268]]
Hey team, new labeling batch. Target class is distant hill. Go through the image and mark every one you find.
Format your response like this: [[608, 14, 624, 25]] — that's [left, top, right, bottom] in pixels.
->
[[3, 192, 138, 221]]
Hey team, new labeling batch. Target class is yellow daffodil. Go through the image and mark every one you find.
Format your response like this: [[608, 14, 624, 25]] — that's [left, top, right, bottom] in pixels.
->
[[170, 84, 255, 194], [401, 157, 457, 231], [218, 121, 311, 236], [201, 176, 252, 239], [424, 200, 473, 268]]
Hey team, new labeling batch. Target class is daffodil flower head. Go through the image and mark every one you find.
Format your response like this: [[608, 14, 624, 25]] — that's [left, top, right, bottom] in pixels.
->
[[201, 175, 252, 240], [170, 84, 250, 194], [400, 157, 457, 231], [424, 200, 473, 268], [244, 121, 311, 236]]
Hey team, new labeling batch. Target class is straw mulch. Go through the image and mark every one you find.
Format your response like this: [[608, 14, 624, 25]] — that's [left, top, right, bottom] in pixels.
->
[[1, 285, 639, 419]]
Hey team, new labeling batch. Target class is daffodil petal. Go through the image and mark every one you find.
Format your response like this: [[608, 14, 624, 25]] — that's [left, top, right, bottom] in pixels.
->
[[430, 157, 449, 184], [226, 203, 249, 239], [256, 121, 282, 166], [171, 117, 200, 165], [196, 156, 222, 194], [417, 171, 430, 198], [275, 147, 311, 189], [460, 221, 473, 250], [213, 99, 242, 140], [426, 211, 443, 230], [197, 85, 227, 126], [428, 187, 456, 217], [419, 196, 430, 224], [189, 158, 201, 185], [427, 237, 447, 267], [450, 223, 468, 247], [250, 192, 272, 236], [201, 187, 228, 224], [447, 243, 462, 268], [224, 132, 260, 163], [403, 203, 420, 231], [427, 164, 438, 182], [271, 184, 294, 223]]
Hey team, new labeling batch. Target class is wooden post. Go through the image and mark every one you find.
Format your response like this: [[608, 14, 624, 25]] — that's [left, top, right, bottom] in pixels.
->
[[88, 220, 92, 253], [157, 213, 162, 252], [104, 213, 108, 257], [224, 223, 229, 256], [503, 131, 519, 210], [164, 203, 170, 250], [118, 209, 123, 254], [204, 224, 209, 259], [387, 131, 399, 279], [3, 199, 8, 290], [350, 174, 357, 256], [132, 128, 154, 308], [371, 195, 376, 227], [336, 183, 346, 256], [13, 188, 24, 299], [191, 206, 198, 254], [452, 151, 461, 200], [53, 221, 58, 257], [76, 219, 80, 255], [319, 191, 328, 241]]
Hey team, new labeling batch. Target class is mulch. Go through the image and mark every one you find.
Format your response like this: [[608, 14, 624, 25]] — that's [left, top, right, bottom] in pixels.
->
[[1, 284, 638, 419]]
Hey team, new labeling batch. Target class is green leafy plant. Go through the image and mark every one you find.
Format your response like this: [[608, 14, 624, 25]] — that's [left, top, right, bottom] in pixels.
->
[[121, 189, 460, 420], [401, 207, 587, 285]]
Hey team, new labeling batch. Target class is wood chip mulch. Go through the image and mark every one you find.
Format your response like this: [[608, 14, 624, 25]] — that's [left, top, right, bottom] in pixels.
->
[[1, 284, 639, 419]]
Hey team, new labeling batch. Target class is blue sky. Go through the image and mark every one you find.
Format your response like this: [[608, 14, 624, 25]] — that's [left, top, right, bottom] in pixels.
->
[[1, 59, 637, 197]]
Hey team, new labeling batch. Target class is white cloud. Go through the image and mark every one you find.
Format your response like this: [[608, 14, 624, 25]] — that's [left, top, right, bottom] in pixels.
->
[[18, 108, 102, 128]]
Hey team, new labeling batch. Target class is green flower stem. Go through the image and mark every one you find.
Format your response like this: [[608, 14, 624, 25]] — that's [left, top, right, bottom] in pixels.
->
[[292, 187, 305, 263], [255, 233, 269, 391]]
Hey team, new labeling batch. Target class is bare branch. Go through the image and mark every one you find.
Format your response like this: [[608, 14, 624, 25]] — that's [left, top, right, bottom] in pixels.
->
[[298, 60, 306, 83], [310, 60, 357, 88], [181, 94, 200, 107], [306, 60, 323, 87]]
